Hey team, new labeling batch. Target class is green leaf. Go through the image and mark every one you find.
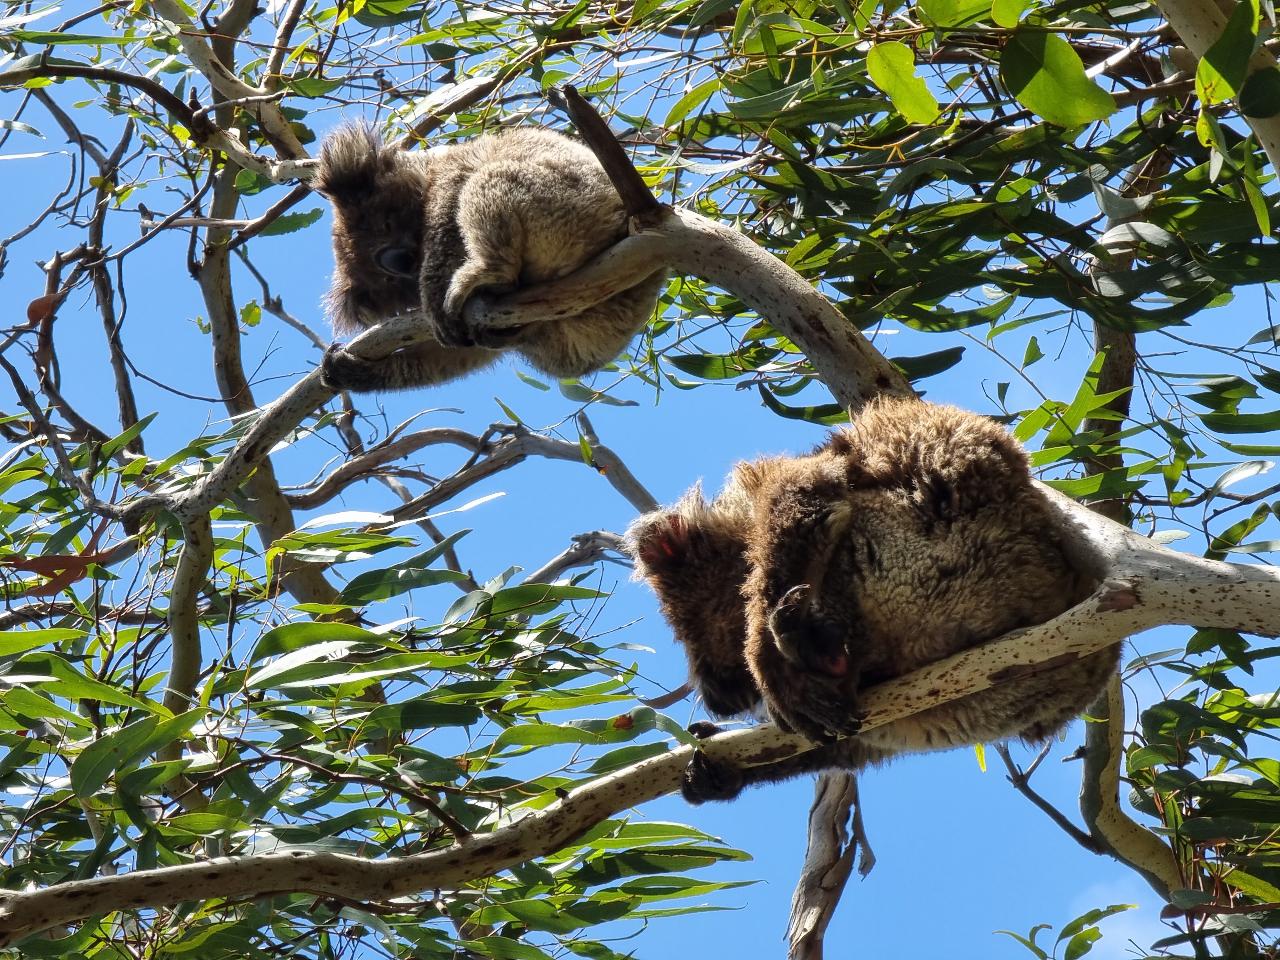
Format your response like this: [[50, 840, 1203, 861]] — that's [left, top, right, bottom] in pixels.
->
[[486, 583, 604, 617], [1201, 410, 1280, 434], [367, 699, 482, 729], [1021, 336, 1044, 367], [71, 711, 203, 798], [665, 77, 720, 128], [991, 0, 1030, 28], [337, 532, 470, 603], [98, 412, 156, 460], [892, 346, 965, 381], [250, 621, 384, 661], [757, 387, 848, 425], [19, 653, 152, 710], [259, 208, 324, 237], [286, 77, 345, 98], [460, 937, 554, 960], [1240, 68, 1280, 117], [0, 118, 42, 138], [0, 628, 85, 655], [999, 28, 1115, 126], [1196, 0, 1258, 104], [8, 30, 140, 44], [917, 0, 989, 27], [1063, 928, 1102, 960], [338, 566, 465, 604], [866, 42, 941, 125], [234, 168, 273, 195], [995, 925, 1051, 959], [1057, 904, 1134, 941]]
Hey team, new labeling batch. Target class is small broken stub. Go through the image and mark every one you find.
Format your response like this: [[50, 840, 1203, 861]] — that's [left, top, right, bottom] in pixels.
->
[[1095, 579, 1139, 613]]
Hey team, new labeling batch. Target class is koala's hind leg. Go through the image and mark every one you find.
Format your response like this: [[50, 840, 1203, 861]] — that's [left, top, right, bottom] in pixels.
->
[[433, 159, 578, 348], [842, 398, 1035, 519], [321, 340, 499, 393]]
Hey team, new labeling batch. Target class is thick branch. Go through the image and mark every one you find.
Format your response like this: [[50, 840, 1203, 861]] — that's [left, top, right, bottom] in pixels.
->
[[787, 772, 861, 960]]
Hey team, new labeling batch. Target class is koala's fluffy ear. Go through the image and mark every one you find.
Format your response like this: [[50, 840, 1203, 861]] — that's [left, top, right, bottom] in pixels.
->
[[314, 123, 386, 201]]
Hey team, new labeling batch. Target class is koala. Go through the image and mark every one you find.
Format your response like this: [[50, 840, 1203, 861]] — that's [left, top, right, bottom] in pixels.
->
[[313, 124, 666, 392], [628, 396, 1119, 803]]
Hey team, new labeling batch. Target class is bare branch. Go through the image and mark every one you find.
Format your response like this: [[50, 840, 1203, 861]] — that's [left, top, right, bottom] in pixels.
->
[[996, 743, 1104, 854], [523, 531, 627, 585], [787, 772, 861, 960]]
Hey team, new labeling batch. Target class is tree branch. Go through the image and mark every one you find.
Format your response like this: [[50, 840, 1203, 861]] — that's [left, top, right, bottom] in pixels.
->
[[787, 772, 862, 960]]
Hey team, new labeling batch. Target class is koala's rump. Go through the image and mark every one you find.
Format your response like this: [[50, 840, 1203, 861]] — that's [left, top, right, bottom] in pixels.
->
[[842, 485, 1114, 752]]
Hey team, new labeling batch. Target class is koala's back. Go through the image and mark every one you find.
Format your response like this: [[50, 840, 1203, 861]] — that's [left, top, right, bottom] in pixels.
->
[[424, 128, 628, 285]]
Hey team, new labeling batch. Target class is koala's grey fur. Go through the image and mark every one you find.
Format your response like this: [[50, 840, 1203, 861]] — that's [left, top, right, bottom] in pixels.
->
[[314, 125, 665, 392], [628, 397, 1118, 803]]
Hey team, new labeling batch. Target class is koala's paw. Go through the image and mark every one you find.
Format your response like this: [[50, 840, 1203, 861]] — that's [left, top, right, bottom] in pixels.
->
[[440, 270, 520, 349], [687, 720, 724, 740], [754, 647, 863, 745], [681, 750, 746, 805], [698, 670, 762, 719], [767, 584, 851, 679], [321, 343, 381, 393]]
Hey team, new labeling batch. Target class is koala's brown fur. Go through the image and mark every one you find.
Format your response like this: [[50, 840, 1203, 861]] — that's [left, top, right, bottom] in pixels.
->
[[314, 125, 665, 392], [628, 397, 1118, 803]]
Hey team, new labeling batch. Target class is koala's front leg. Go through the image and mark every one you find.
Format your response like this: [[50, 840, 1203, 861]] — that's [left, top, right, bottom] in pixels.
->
[[740, 483, 866, 740], [424, 167, 528, 350], [745, 608, 865, 744], [321, 341, 499, 393]]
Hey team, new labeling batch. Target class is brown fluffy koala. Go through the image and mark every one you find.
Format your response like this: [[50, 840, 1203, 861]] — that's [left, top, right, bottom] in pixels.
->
[[313, 125, 666, 392], [628, 397, 1119, 803]]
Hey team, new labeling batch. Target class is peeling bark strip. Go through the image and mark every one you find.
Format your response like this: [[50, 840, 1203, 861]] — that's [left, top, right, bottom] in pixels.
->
[[2, 516, 1278, 943]]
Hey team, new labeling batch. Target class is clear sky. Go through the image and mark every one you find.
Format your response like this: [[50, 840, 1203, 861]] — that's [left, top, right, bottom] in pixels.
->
[[7, 86, 1275, 957]]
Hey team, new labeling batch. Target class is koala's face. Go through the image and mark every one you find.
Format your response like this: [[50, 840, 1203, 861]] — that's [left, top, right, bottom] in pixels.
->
[[315, 125, 427, 332]]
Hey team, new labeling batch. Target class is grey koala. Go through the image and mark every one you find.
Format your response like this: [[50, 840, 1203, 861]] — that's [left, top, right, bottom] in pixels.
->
[[314, 125, 665, 392]]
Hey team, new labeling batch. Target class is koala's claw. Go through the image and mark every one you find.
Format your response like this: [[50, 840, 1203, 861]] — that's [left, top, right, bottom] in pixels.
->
[[321, 343, 376, 392], [469, 320, 530, 349], [429, 315, 477, 349], [768, 586, 851, 679]]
